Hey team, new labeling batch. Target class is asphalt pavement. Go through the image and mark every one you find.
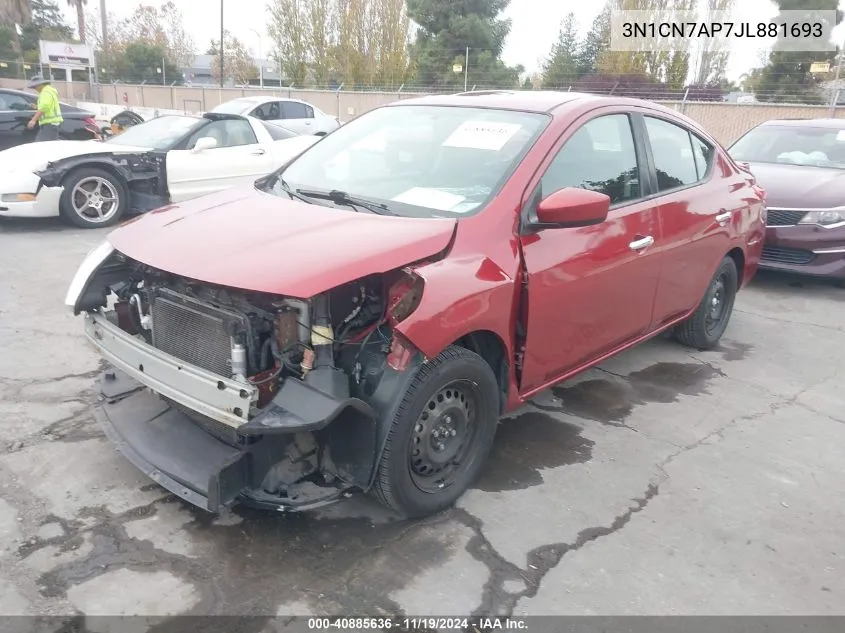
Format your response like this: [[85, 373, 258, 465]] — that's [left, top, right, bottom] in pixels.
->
[[1, 217, 844, 622]]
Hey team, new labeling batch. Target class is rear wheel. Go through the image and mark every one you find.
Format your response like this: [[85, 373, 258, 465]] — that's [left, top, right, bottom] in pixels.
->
[[674, 256, 738, 350], [59, 167, 128, 229], [370, 346, 499, 518]]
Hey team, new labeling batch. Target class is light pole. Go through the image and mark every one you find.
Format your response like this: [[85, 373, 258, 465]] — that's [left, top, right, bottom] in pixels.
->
[[250, 28, 264, 89], [219, 0, 224, 88]]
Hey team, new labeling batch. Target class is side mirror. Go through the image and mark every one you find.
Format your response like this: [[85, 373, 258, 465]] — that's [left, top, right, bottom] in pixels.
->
[[535, 187, 610, 227], [192, 136, 218, 152]]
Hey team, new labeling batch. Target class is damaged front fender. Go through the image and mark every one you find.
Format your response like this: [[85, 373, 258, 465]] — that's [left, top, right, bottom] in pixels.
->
[[37, 152, 170, 213]]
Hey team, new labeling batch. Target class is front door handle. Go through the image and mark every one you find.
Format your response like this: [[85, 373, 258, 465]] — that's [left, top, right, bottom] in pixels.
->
[[716, 210, 732, 225], [629, 235, 654, 251], [250, 148, 266, 155]]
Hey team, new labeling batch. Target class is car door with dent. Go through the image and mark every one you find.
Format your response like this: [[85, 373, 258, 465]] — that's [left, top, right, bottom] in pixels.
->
[[166, 118, 273, 202], [517, 110, 663, 393]]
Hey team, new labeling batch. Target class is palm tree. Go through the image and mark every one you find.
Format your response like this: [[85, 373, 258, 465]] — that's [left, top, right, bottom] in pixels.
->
[[67, 0, 88, 43]]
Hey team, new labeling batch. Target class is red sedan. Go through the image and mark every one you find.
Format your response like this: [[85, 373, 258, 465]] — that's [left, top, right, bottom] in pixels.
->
[[66, 90, 766, 518]]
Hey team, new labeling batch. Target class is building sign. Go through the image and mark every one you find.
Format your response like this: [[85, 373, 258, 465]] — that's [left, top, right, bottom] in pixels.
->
[[810, 62, 831, 74], [39, 40, 94, 68]]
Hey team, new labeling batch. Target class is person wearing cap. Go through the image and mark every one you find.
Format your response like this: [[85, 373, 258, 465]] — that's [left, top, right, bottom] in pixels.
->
[[25, 75, 63, 142]]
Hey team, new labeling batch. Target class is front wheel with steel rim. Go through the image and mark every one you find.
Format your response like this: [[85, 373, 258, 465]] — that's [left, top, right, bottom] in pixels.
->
[[371, 345, 500, 518], [59, 167, 128, 229], [674, 256, 739, 350]]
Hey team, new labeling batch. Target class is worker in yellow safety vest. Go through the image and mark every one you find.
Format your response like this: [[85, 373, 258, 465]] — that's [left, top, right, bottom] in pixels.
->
[[26, 75, 63, 142]]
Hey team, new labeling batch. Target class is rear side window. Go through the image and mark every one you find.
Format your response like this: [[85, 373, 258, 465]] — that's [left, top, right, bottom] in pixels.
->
[[645, 116, 711, 191], [690, 134, 714, 178], [282, 101, 308, 119]]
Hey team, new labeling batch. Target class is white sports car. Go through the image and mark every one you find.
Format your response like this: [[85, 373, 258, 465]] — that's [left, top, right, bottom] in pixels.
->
[[0, 113, 320, 228]]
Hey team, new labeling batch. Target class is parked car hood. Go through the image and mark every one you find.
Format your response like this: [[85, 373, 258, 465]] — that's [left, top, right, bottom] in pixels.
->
[[0, 140, 152, 172], [746, 162, 845, 209], [107, 187, 457, 298]]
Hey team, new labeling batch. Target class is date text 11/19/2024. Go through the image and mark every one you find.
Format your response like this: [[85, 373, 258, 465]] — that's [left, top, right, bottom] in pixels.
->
[[621, 21, 824, 39], [307, 617, 528, 631]]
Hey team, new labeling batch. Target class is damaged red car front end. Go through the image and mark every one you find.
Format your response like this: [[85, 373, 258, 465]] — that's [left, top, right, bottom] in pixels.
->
[[67, 190, 459, 513]]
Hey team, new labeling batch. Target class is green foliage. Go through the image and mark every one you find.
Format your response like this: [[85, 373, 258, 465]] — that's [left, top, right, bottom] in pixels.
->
[[577, 2, 611, 76], [407, 0, 522, 88], [754, 0, 843, 103], [542, 13, 580, 89], [108, 42, 180, 84], [0, 25, 20, 78]]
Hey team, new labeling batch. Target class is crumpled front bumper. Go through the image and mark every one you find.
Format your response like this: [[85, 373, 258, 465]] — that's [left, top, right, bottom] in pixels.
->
[[96, 369, 353, 512]]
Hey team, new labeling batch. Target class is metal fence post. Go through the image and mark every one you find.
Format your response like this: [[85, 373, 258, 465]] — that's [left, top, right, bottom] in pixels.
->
[[397, 83, 404, 99], [830, 89, 841, 117], [202, 87, 206, 112], [681, 87, 690, 114], [288, 82, 294, 98], [335, 82, 344, 119]]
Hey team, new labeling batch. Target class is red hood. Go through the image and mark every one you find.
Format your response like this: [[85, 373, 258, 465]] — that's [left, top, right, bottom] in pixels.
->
[[107, 187, 457, 297]]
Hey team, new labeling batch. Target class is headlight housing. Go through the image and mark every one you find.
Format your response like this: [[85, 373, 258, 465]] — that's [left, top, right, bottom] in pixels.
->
[[64, 241, 115, 313], [799, 209, 845, 227]]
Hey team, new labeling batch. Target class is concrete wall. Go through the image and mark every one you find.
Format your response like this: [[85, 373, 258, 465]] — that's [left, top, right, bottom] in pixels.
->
[[4, 77, 845, 146]]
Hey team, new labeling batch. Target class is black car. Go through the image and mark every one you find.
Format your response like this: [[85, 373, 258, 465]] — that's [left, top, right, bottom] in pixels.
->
[[0, 88, 100, 150]]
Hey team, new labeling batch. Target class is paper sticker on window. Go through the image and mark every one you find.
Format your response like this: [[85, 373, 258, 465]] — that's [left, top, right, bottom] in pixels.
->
[[392, 187, 466, 211], [442, 121, 522, 151], [836, 130, 845, 142]]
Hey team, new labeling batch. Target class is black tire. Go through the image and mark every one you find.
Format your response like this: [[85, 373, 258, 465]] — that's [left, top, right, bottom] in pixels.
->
[[674, 256, 738, 350], [59, 167, 128, 229], [370, 345, 500, 518]]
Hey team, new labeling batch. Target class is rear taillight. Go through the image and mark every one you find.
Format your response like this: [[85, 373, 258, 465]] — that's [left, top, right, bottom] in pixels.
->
[[83, 116, 97, 127]]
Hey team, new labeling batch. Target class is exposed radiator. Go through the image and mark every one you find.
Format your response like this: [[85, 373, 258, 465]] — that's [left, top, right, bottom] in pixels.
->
[[150, 288, 249, 377]]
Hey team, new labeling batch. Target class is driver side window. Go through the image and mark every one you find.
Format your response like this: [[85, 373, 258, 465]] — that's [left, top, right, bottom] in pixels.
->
[[541, 114, 642, 205], [185, 119, 258, 149]]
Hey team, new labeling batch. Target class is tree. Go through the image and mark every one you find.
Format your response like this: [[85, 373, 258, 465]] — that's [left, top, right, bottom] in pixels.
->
[[210, 30, 258, 85], [693, 0, 734, 84], [755, 0, 842, 103], [267, 0, 412, 88], [542, 12, 580, 89], [407, 0, 521, 89], [0, 0, 32, 54], [118, 2, 195, 67], [576, 2, 610, 76], [66, 0, 87, 43], [267, 0, 310, 85], [111, 41, 179, 83], [19, 0, 75, 64]]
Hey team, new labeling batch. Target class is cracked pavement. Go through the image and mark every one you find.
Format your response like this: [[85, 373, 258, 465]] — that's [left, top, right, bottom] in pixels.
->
[[1, 217, 844, 621]]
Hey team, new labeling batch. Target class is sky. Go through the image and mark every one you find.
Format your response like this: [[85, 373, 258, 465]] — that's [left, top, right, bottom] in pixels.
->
[[60, 0, 845, 82]]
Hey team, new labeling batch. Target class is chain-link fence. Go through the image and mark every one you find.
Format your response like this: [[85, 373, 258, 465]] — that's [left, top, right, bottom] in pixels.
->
[[4, 74, 845, 146]]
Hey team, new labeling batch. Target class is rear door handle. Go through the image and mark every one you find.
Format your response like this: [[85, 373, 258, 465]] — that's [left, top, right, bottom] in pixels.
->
[[250, 148, 266, 155], [629, 236, 654, 251], [716, 210, 732, 225]]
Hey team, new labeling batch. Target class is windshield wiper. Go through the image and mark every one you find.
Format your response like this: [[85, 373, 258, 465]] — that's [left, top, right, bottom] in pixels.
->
[[295, 188, 396, 215], [276, 178, 313, 204]]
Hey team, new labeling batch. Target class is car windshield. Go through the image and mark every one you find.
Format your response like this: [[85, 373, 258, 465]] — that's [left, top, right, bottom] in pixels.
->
[[267, 105, 549, 218], [729, 125, 845, 169], [211, 100, 255, 114], [105, 115, 202, 150]]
